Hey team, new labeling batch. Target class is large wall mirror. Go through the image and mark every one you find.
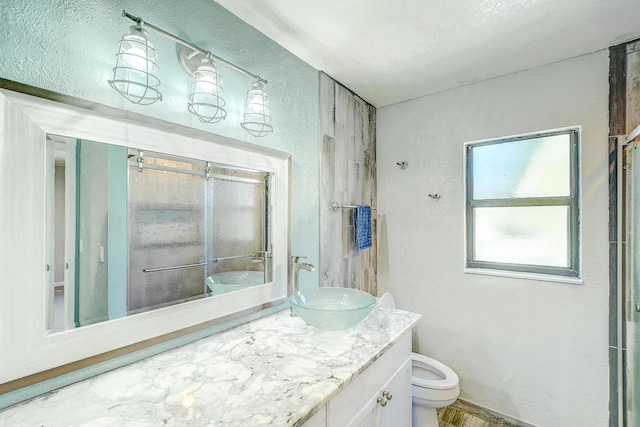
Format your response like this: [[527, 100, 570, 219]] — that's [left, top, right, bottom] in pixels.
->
[[0, 87, 291, 385], [47, 136, 274, 332]]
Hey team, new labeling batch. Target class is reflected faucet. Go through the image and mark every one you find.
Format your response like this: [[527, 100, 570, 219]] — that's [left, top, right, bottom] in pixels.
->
[[252, 251, 272, 283], [290, 255, 315, 317]]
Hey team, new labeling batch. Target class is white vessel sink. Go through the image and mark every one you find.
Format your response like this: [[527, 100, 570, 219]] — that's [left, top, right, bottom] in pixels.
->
[[289, 287, 376, 330]]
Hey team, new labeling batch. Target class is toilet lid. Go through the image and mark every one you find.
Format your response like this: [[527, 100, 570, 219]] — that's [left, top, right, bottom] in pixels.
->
[[378, 292, 396, 308]]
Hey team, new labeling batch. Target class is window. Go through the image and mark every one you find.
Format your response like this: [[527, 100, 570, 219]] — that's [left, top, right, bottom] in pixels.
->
[[465, 128, 580, 278]]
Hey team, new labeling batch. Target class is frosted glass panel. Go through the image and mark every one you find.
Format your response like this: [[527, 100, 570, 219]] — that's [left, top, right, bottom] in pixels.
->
[[128, 165, 207, 313], [209, 178, 265, 276], [473, 134, 570, 200], [474, 206, 569, 267], [625, 140, 640, 426]]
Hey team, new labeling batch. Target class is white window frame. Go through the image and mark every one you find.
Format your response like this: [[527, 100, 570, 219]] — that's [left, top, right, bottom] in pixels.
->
[[464, 127, 581, 282]]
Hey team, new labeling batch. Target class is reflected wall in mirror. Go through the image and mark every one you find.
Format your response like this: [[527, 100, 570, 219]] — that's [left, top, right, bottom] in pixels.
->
[[46, 136, 274, 333], [1, 87, 290, 385]]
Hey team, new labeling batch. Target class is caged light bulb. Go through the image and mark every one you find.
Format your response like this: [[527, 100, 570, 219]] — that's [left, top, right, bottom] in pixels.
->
[[108, 25, 162, 105], [187, 59, 227, 123], [240, 80, 273, 137]]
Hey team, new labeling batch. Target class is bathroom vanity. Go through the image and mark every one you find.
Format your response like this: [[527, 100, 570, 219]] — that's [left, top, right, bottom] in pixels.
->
[[305, 324, 413, 427], [0, 306, 419, 426]]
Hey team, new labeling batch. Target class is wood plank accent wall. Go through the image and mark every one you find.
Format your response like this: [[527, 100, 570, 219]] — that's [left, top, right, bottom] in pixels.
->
[[319, 73, 377, 294], [608, 42, 626, 427]]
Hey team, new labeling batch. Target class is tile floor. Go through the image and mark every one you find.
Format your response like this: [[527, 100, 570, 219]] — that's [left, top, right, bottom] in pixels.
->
[[437, 406, 513, 427]]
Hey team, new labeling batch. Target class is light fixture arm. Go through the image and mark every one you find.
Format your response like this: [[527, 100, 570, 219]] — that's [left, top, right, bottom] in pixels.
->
[[121, 10, 267, 85]]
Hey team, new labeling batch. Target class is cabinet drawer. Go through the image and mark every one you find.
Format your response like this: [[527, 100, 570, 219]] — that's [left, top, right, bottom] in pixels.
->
[[328, 332, 411, 426]]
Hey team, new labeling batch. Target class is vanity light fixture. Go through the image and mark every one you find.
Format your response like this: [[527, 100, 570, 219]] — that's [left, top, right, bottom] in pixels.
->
[[109, 10, 272, 136]]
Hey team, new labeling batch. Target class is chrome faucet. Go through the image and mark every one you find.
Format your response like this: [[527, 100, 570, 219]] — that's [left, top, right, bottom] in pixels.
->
[[291, 255, 315, 293], [290, 255, 315, 316]]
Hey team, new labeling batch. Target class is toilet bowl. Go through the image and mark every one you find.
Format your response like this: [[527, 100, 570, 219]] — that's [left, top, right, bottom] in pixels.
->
[[411, 352, 460, 426], [377, 293, 460, 427]]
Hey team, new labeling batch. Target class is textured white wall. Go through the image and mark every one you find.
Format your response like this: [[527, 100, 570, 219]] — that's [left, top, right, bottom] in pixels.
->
[[377, 50, 610, 427]]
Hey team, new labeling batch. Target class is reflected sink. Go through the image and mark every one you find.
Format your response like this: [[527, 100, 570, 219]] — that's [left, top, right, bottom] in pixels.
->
[[289, 287, 376, 330], [206, 271, 265, 296]]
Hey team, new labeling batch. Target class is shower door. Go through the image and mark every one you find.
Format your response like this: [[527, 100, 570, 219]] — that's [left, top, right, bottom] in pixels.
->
[[624, 140, 640, 427], [128, 156, 211, 314]]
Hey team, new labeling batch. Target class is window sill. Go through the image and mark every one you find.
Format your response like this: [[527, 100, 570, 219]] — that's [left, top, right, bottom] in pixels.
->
[[464, 267, 583, 285]]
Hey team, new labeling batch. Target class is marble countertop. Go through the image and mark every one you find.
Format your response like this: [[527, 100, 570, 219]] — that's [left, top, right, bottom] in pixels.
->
[[0, 306, 420, 427]]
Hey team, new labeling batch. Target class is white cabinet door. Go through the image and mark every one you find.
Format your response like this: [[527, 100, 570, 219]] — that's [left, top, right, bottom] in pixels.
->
[[328, 332, 412, 427], [346, 390, 381, 427], [377, 357, 412, 426], [344, 356, 412, 427]]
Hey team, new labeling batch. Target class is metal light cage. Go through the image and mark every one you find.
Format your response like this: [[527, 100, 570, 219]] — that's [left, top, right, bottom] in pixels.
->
[[187, 60, 227, 123], [108, 25, 162, 105], [240, 81, 273, 137]]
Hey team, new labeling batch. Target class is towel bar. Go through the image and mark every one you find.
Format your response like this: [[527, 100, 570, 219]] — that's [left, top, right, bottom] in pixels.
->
[[331, 201, 377, 211], [143, 254, 259, 272]]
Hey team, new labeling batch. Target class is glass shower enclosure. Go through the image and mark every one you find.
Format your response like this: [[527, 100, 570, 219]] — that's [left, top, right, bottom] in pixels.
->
[[127, 151, 271, 314], [622, 124, 640, 426]]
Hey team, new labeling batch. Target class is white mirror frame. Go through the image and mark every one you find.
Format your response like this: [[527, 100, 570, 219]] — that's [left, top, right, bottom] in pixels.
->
[[0, 88, 291, 385]]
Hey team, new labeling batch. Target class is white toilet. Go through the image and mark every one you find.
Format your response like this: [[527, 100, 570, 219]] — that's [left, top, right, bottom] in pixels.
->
[[378, 293, 460, 427]]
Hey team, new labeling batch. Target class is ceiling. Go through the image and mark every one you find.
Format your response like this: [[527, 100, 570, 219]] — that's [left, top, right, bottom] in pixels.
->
[[216, 0, 640, 107]]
